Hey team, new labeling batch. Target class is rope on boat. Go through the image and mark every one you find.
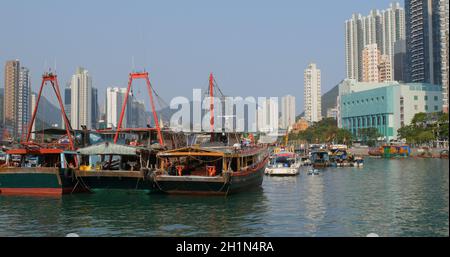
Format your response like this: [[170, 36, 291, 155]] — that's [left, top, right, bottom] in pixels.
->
[[74, 173, 92, 193]]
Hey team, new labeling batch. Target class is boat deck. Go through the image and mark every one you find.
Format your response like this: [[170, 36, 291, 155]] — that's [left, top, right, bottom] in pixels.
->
[[155, 174, 227, 183]]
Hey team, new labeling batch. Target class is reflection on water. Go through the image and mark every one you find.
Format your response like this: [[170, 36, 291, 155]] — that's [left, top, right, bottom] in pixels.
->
[[0, 159, 448, 236]]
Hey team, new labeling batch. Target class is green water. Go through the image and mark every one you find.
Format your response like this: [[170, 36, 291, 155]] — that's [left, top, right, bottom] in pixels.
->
[[0, 158, 448, 237]]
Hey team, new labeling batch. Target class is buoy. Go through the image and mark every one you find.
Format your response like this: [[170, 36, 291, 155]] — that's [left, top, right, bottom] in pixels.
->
[[366, 233, 379, 237], [66, 233, 80, 237]]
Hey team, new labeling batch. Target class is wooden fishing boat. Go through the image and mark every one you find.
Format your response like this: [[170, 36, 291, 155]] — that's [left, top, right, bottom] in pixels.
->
[[0, 72, 85, 196], [152, 140, 269, 195], [0, 147, 83, 195], [74, 142, 162, 192]]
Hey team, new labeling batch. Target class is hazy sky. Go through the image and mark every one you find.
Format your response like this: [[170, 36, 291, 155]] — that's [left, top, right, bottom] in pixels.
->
[[1, 0, 400, 113]]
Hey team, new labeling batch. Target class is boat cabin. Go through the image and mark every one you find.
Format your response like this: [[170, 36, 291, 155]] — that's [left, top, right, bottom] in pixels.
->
[[3, 148, 77, 169], [77, 142, 161, 171]]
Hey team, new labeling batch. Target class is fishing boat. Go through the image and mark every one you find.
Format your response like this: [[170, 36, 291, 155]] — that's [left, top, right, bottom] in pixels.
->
[[73, 71, 186, 192], [0, 146, 82, 195], [329, 146, 351, 167], [310, 150, 330, 168], [265, 151, 300, 176], [0, 72, 85, 196], [294, 146, 311, 166], [152, 133, 269, 195], [74, 142, 162, 192]]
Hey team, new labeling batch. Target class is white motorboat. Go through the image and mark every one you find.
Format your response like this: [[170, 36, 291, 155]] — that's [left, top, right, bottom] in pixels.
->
[[307, 168, 320, 176], [265, 151, 300, 176]]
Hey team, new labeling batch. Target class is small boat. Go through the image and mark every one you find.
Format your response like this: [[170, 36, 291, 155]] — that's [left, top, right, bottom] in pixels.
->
[[307, 168, 320, 176], [265, 151, 300, 176], [310, 150, 330, 168], [353, 156, 364, 167], [440, 150, 449, 159], [152, 133, 269, 195], [329, 147, 350, 167], [371, 144, 411, 158]]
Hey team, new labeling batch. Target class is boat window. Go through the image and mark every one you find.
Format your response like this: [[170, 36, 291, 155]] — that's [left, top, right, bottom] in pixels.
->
[[230, 158, 238, 171], [21, 154, 61, 168], [64, 154, 77, 168]]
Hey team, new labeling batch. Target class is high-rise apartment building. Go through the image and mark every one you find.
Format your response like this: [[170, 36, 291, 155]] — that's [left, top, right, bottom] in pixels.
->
[[17, 67, 31, 139], [379, 54, 393, 82], [362, 44, 381, 82], [405, 0, 448, 85], [345, 3, 405, 82], [91, 87, 98, 129], [257, 98, 278, 135], [3, 60, 20, 138], [3, 60, 31, 139], [304, 63, 322, 123], [62, 84, 71, 129], [393, 39, 407, 82], [106, 87, 129, 128], [280, 95, 296, 129], [70, 67, 92, 130]]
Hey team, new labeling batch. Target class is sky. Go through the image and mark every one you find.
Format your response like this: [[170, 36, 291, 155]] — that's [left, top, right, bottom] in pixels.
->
[[0, 0, 400, 114]]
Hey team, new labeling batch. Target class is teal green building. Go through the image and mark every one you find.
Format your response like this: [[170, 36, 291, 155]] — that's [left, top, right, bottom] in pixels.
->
[[338, 80, 442, 141]]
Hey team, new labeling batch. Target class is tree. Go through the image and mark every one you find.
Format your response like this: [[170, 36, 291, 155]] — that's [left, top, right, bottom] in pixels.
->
[[397, 112, 449, 146], [290, 118, 353, 146], [358, 127, 382, 146]]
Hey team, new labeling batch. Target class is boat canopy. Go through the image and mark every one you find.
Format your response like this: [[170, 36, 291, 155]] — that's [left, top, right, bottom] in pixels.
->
[[77, 142, 139, 156]]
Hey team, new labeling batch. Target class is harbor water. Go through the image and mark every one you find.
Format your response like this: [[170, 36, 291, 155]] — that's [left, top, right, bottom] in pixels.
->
[[0, 158, 448, 237]]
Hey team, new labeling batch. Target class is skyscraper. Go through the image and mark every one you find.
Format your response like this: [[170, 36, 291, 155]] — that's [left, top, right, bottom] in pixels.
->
[[345, 3, 405, 82], [70, 67, 92, 130], [17, 67, 31, 139], [440, 0, 449, 112], [378, 54, 393, 82], [3, 60, 20, 138], [393, 39, 407, 82], [381, 3, 405, 62], [362, 44, 381, 82], [304, 63, 322, 123], [106, 87, 129, 128], [280, 95, 296, 129], [91, 87, 98, 129], [405, 0, 448, 86], [62, 83, 71, 129]]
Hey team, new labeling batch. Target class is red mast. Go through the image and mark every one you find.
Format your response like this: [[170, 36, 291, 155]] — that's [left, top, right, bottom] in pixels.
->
[[209, 73, 214, 141], [113, 72, 163, 145], [26, 73, 75, 150]]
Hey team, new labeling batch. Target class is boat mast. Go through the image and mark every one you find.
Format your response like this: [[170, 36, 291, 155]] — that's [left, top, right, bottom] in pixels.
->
[[26, 72, 75, 150], [113, 72, 164, 146], [209, 73, 214, 142]]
